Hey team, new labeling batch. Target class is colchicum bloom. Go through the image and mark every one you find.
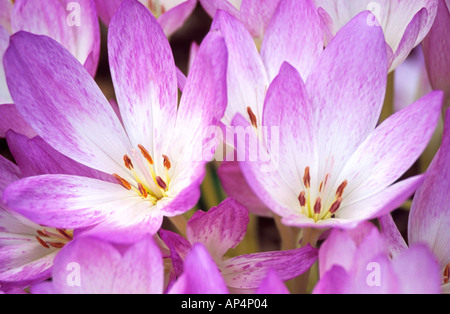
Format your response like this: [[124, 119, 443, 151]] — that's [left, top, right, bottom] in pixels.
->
[[422, 0, 450, 114], [0, 0, 100, 136], [0, 131, 114, 288], [199, 0, 282, 46], [313, 0, 439, 71], [160, 198, 318, 292], [380, 109, 450, 293], [313, 222, 442, 294], [2, 0, 228, 243], [93, 0, 197, 37], [233, 12, 443, 229]]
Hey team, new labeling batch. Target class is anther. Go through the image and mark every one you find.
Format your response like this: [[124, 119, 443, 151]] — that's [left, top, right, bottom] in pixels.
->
[[113, 173, 132, 190], [156, 176, 167, 191], [329, 197, 343, 214], [57, 229, 73, 241], [138, 144, 153, 165], [37, 230, 48, 238], [313, 197, 322, 215], [138, 182, 148, 198], [162, 155, 171, 170], [298, 191, 306, 207], [303, 167, 311, 189], [444, 264, 450, 284], [336, 180, 348, 198], [36, 236, 50, 249], [247, 106, 257, 128], [123, 154, 134, 170], [48, 242, 65, 249]]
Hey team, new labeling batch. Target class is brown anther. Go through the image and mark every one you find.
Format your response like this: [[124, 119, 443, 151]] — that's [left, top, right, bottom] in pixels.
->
[[123, 154, 134, 170], [162, 155, 171, 170], [138, 183, 148, 198], [113, 173, 132, 190], [156, 176, 167, 191], [319, 181, 324, 193], [37, 230, 49, 238], [298, 191, 306, 207], [36, 236, 50, 249], [314, 197, 322, 215], [247, 106, 257, 128], [336, 180, 348, 198], [161, 4, 166, 14], [48, 242, 65, 249], [329, 197, 343, 214], [138, 144, 154, 165], [57, 229, 73, 241], [444, 264, 450, 284], [303, 167, 311, 189]]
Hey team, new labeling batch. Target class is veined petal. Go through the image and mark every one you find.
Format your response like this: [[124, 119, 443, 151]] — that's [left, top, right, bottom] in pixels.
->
[[262, 62, 317, 203], [221, 245, 318, 289], [0, 25, 12, 105], [0, 154, 20, 194], [158, 0, 197, 37], [260, 0, 322, 81], [169, 243, 228, 294], [409, 109, 450, 270], [199, 0, 241, 20], [169, 30, 227, 193], [211, 10, 268, 126], [239, 0, 281, 40], [4, 31, 132, 178], [217, 161, 272, 217], [3, 174, 136, 229], [186, 198, 249, 263], [93, 0, 123, 25], [6, 130, 113, 182], [108, 0, 177, 158], [338, 91, 442, 202], [0, 243, 56, 288], [423, 0, 450, 112], [0, 104, 36, 138], [306, 11, 387, 187], [379, 214, 408, 258]]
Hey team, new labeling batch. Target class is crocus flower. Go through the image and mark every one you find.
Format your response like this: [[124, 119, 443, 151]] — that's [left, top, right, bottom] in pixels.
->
[[2, 0, 227, 243], [199, 0, 282, 46], [93, 0, 197, 37], [0, 131, 113, 288], [160, 198, 318, 292], [313, 222, 442, 294], [233, 12, 443, 230], [422, 0, 450, 114], [313, 0, 438, 71], [380, 109, 450, 293]]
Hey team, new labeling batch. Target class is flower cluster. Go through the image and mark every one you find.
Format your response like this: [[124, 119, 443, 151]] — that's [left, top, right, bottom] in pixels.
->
[[0, 0, 448, 295]]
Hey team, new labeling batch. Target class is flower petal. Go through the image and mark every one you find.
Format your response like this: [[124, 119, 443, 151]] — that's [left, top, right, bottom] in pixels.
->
[[338, 91, 442, 201], [158, 0, 197, 37], [221, 245, 318, 289], [6, 130, 113, 182], [169, 243, 228, 294], [4, 31, 132, 178], [255, 268, 290, 294], [378, 213, 408, 258], [0, 155, 20, 195], [409, 109, 450, 270], [186, 198, 249, 263], [239, 0, 281, 40], [306, 11, 387, 182], [0, 25, 12, 104], [3, 175, 135, 229], [211, 10, 269, 126], [260, 0, 322, 81], [217, 161, 272, 217], [108, 0, 177, 156], [0, 104, 36, 138]]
